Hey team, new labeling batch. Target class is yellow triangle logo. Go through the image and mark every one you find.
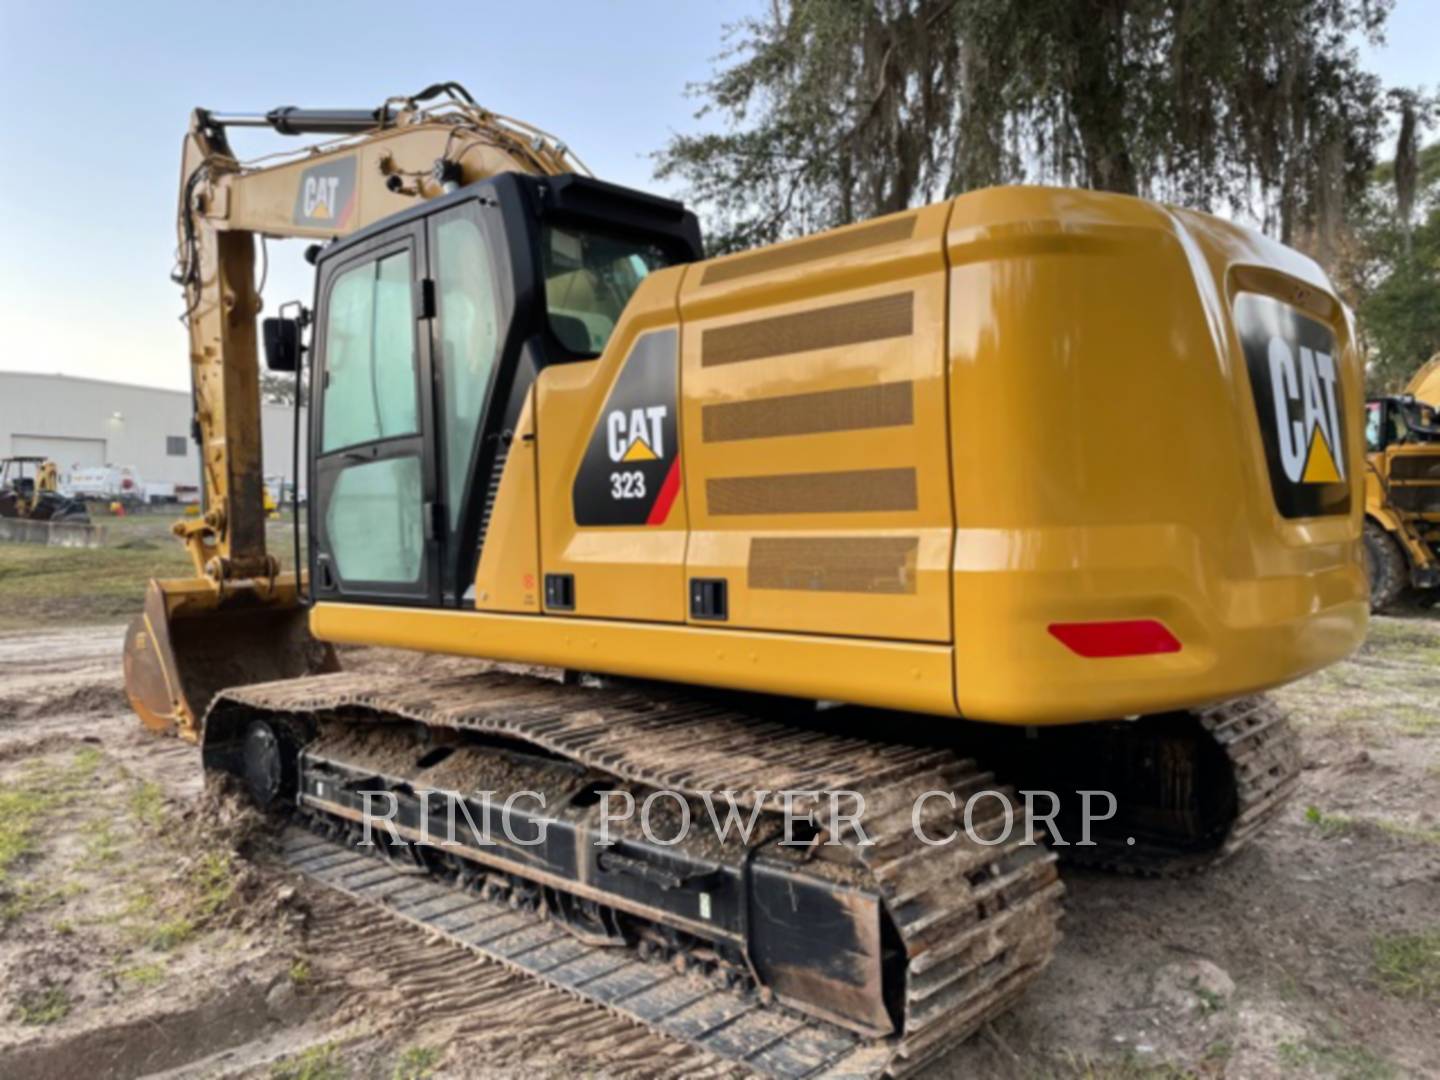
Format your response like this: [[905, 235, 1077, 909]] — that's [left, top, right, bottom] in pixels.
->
[[312, 201, 331, 219], [622, 437, 658, 463], [1301, 426, 1342, 484]]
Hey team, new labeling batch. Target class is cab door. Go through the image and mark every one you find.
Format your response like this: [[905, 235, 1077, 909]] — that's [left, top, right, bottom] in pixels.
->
[[310, 223, 442, 606]]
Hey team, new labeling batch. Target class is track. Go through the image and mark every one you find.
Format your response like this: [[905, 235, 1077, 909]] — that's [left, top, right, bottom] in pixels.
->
[[209, 670, 1067, 1077], [299, 880, 739, 1078], [283, 827, 865, 1078]]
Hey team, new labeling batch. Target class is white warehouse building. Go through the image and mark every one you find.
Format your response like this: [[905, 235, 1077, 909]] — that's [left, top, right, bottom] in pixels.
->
[[0, 371, 306, 494]]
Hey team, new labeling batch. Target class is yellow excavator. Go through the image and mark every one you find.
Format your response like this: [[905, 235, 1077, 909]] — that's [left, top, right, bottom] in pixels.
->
[[122, 83, 1367, 1075], [1363, 354, 1440, 609]]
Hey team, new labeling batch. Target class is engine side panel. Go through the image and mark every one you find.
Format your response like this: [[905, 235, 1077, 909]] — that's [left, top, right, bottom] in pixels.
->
[[677, 205, 955, 643]]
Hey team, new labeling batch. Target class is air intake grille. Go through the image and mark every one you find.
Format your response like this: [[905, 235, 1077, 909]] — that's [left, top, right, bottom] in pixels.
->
[[707, 468, 918, 516], [701, 293, 913, 368], [702, 382, 914, 443], [748, 536, 919, 594]]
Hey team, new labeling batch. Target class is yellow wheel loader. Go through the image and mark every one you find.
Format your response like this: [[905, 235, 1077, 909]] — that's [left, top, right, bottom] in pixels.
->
[[1363, 355, 1440, 610], [123, 83, 1367, 1076]]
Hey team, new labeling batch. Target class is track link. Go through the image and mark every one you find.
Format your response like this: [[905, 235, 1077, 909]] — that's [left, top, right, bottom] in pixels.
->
[[210, 671, 1066, 1077]]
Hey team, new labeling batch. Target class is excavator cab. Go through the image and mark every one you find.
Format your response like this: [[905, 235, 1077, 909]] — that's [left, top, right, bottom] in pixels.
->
[[293, 173, 698, 611]]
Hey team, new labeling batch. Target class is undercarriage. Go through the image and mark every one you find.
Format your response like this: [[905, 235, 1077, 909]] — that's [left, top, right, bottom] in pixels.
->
[[203, 672, 1299, 1077]]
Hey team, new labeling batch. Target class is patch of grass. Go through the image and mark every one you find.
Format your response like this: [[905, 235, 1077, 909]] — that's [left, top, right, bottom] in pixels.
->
[[118, 885, 156, 921], [1305, 805, 1355, 838], [0, 538, 202, 629], [1363, 620, 1440, 652], [1305, 805, 1440, 846], [289, 958, 312, 986], [1277, 1038, 1395, 1080], [188, 850, 235, 920], [129, 780, 166, 829], [392, 1046, 440, 1080], [110, 844, 234, 951], [1, 881, 79, 925], [1194, 985, 1226, 1014], [14, 986, 72, 1026], [1375, 819, 1440, 845], [271, 1043, 347, 1080], [117, 962, 167, 987], [1397, 709, 1440, 737], [0, 749, 103, 896], [82, 821, 124, 867], [145, 915, 196, 951], [1336, 706, 1377, 726], [0, 521, 297, 630], [1372, 930, 1440, 1000], [1200, 1040, 1231, 1064]]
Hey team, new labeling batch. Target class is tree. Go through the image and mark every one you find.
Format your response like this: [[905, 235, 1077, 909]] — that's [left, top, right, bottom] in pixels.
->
[[1336, 134, 1440, 393], [261, 372, 306, 407], [657, 0, 1392, 256]]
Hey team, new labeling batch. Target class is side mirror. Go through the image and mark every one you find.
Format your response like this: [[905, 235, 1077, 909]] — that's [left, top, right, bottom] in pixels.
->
[[263, 317, 302, 373]]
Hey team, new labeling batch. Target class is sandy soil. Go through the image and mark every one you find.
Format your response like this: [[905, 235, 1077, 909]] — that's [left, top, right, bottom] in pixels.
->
[[0, 616, 1436, 1079]]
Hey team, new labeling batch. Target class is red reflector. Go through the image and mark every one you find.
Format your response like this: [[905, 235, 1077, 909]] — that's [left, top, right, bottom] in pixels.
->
[[1047, 620, 1182, 658]]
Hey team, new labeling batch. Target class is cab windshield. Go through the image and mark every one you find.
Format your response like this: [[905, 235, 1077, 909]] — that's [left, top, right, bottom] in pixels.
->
[[542, 225, 669, 356]]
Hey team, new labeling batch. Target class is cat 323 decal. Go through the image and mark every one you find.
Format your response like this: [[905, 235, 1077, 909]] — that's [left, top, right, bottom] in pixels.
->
[[572, 330, 683, 527]]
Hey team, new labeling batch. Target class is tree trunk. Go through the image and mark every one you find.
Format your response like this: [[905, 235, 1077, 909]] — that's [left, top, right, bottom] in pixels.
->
[[1067, 0, 1139, 195]]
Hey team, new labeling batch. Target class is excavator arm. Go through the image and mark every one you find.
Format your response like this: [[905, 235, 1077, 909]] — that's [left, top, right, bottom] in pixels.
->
[[125, 83, 582, 738]]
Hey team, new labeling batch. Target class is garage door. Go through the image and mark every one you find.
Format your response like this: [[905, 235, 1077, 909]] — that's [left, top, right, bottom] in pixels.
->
[[11, 435, 107, 472]]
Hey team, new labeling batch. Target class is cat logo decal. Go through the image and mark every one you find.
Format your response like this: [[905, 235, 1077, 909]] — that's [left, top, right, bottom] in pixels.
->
[[1237, 292, 1349, 519]]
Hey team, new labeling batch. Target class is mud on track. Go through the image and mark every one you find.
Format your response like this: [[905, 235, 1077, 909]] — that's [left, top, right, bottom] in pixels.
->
[[0, 619, 1437, 1078]]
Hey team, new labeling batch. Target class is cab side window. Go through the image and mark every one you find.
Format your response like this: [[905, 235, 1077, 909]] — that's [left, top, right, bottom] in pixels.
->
[[320, 252, 418, 452], [318, 249, 424, 586], [433, 207, 502, 528]]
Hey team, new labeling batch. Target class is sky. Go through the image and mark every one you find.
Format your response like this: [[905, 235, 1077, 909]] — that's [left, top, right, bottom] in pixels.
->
[[0, 0, 1435, 392]]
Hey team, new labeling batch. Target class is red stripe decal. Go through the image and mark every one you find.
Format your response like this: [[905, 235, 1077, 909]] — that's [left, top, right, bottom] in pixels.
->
[[646, 457, 682, 526], [336, 188, 358, 229]]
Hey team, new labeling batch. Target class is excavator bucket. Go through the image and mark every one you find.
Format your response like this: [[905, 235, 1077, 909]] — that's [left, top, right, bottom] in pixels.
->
[[123, 575, 339, 740]]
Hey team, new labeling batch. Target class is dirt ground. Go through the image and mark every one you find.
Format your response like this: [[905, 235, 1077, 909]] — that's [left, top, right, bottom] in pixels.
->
[[0, 600, 1436, 1078]]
